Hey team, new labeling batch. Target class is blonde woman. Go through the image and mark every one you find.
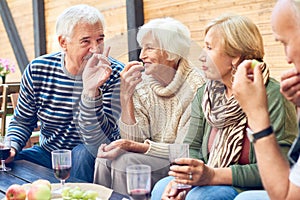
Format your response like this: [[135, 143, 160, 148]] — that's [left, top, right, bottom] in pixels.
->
[[153, 14, 298, 200]]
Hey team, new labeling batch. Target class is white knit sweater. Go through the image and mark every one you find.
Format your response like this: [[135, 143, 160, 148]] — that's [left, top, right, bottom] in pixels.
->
[[119, 60, 205, 158]]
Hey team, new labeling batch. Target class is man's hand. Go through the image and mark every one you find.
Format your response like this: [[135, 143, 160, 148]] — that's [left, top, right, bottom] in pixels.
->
[[82, 47, 112, 97], [6, 148, 16, 163], [280, 68, 300, 106]]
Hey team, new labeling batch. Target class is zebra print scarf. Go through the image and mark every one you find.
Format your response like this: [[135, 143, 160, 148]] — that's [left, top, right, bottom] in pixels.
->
[[203, 63, 269, 167]]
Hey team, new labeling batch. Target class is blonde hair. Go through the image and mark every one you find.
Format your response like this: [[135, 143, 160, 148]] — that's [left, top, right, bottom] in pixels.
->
[[205, 14, 264, 62]]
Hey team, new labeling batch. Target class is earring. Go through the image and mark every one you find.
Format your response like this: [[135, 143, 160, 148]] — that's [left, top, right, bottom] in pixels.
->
[[231, 65, 237, 83]]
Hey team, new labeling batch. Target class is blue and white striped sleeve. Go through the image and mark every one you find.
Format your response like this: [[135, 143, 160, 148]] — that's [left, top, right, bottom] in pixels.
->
[[78, 58, 124, 152]]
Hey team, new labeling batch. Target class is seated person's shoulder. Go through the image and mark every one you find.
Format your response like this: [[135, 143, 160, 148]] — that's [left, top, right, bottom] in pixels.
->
[[108, 57, 125, 72]]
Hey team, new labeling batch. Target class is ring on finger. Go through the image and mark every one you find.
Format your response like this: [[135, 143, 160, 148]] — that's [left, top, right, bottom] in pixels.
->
[[189, 172, 193, 180]]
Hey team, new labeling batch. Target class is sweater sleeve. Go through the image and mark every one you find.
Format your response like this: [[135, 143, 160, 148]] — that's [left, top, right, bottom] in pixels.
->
[[78, 58, 124, 153], [184, 86, 206, 160], [231, 79, 298, 189], [6, 64, 39, 152]]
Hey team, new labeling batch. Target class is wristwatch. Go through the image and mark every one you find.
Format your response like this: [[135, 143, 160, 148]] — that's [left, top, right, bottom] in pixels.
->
[[246, 126, 273, 143]]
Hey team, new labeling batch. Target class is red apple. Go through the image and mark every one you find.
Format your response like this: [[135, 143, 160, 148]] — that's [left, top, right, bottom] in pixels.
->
[[6, 184, 26, 200]]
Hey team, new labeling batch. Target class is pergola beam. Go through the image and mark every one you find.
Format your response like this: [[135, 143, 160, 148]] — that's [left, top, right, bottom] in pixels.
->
[[32, 0, 46, 57], [126, 0, 144, 61], [0, 0, 29, 73]]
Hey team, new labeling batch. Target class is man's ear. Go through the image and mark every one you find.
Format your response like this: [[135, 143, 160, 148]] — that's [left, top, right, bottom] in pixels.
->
[[58, 35, 67, 51]]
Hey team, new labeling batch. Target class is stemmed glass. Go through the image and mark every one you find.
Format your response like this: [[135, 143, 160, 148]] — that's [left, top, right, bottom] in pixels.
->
[[126, 164, 151, 200], [168, 143, 191, 189], [0, 136, 11, 171], [51, 149, 72, 191]]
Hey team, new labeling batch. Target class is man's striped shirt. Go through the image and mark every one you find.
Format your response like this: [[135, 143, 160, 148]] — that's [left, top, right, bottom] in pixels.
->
[[7, 52, 124, 154]]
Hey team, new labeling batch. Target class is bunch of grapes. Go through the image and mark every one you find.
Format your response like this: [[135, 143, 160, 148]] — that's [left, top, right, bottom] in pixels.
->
[[61, 186, 98, 200]]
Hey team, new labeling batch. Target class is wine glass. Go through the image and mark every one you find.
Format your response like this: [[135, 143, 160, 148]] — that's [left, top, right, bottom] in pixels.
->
[[126, 164, 151, 200], [168, 143, 191, 189], [0, 136, 11, 171], [51, 149, 72, 191]]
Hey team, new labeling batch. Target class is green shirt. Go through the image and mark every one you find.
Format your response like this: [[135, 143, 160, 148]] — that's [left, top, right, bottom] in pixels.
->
[[184, 78, 298, 192]]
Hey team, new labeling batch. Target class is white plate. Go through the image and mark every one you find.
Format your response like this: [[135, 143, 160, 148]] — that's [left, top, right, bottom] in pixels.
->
[[3, 183, 113, 200]]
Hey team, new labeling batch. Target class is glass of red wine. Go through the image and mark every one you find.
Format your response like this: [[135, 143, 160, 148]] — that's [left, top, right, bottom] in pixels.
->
[[168, 143, 191, 189], [126, 164, 151, 200], [51, 149, 72, 192], [0, 136, 11, 171]]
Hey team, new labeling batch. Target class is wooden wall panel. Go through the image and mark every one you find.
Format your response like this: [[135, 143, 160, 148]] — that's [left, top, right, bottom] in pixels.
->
[[143, 0, 290, 80], [0, 0, 292, 83], [0, 0, 127, 83]]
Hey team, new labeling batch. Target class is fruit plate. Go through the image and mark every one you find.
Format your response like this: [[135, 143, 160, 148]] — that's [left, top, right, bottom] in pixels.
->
[[3, 183, 113, 200], [51, 183, 112, 200]]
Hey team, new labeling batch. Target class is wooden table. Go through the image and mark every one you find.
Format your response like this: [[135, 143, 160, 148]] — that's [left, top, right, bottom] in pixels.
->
[[0, 160, 129, 200]]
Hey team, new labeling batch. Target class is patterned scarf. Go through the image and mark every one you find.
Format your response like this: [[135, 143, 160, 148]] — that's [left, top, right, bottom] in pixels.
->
[[203, 63, 269, 167]]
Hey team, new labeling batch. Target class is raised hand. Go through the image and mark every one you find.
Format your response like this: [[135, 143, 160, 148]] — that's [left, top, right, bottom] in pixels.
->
[[280, 67, 300, 106], [120, 61, 144, 100], [82, 46, 112, 97], [232, 60, 270, 130]]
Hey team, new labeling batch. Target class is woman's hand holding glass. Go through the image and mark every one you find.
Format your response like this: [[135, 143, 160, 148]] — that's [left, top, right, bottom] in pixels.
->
[[169, 158, 215, 186], [168, 144, 191, 189]]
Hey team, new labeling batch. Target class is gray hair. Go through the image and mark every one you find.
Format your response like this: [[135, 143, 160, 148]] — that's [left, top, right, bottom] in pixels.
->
[[291, 0, 300, 23], [56, 4, 105, 40], [137, 17, 191, 62]]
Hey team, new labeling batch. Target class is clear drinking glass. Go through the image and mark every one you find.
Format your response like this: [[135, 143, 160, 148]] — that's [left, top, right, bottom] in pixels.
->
[[51, 149, 72, 190], [168, 143, 191, 189], [0, 136, 11, 171], [126, 164, 151, 200]]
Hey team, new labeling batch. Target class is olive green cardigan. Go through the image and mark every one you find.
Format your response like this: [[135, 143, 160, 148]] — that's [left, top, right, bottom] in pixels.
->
[[184, 78, 298, 192]]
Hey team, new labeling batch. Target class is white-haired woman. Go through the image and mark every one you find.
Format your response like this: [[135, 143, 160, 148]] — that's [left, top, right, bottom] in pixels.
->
[[93, 17, 205, 195]]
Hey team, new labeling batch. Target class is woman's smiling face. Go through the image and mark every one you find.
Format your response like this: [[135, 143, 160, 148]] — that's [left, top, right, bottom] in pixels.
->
[[139, 34, 172, 76]]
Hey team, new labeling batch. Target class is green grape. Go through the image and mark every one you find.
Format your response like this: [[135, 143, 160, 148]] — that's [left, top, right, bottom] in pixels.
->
[[61, 186, 99, 200], [251, 59, 261, 69], [82, 190, 98, 200], [61, 186, 71, 197], [71, 189, 85, 199]]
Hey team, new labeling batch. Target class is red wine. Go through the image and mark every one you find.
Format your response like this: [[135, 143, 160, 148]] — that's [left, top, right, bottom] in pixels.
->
[[129, 189, 150, 200], [0, 148, 10, 160], [54, 165, 71, 180]]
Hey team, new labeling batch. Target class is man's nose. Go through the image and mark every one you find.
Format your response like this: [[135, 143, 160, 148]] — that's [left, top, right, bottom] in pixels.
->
[[90, 43, 102, 54]]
